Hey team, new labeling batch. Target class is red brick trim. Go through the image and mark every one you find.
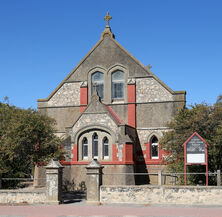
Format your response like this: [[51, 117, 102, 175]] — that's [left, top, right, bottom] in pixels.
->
[[80, 86, 88, 113], [128, 84, 136, 128]]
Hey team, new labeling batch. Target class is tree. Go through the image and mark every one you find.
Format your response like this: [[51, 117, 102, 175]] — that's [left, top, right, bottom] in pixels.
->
[[0, 101, 64, 187], [160, 100, 222, 185]]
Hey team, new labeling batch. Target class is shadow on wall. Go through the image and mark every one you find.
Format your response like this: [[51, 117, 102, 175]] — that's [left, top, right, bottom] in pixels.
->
[[126, 125, 150, 185], [62, 179, 86, 204], [63, 191, 86, 204], [63, 179, 87, 192]]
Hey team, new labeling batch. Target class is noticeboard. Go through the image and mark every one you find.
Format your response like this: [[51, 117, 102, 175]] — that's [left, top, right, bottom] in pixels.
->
[[186, 135, 206, 163], [183, 132, 209, 185]]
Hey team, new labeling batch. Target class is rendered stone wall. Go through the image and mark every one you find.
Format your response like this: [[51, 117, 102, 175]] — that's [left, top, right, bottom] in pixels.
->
[[71, 113, 118, 140], [136, 78, 173, 103], [0, 188, 46, 204], [136, 103, 177, 128], [137, 129, 165, 148], [62, 164, 135, 191], [100, 185, 222, 205], [44, 106, 81, 132], [67, 37, 150, 82], [48, 82, 81, 106]]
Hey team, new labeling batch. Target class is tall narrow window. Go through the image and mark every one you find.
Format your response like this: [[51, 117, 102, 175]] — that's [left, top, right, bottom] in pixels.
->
[[151, 136, 159, 159], [91, 72, 104, 99], [112, 70, 124, 99], [92, 133, 98, 159], [103, 137, 109, 159], [82, 137, 88, 159]]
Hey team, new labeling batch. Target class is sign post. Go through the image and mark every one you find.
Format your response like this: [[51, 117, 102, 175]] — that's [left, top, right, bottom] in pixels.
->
[[182, 132, 209, 186]]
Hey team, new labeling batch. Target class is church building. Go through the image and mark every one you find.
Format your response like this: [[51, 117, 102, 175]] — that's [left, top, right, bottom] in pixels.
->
[[37, 13, 186, 186]]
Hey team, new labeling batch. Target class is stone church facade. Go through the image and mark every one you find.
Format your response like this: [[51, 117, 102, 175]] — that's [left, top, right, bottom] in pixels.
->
[[37, 14, 186, 186]]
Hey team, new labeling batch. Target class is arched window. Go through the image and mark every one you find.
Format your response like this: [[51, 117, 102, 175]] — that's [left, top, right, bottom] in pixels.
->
[[92, 133, 98, 159], [112, 70, 124, 99], [82, 137, 88, 159], [103, 137, 109, 159], [150, 136, 159, 159], [91, 72, 104, 99]]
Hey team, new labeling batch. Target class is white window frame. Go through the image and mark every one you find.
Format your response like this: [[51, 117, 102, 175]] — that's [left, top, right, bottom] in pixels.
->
[[151, 136, 159, 159], [91, 71, 104, 99], [82, 137, 88, 159], [103, 137, 109, 159], [92, 133, 99, 159], [111, 70, 124, 100]]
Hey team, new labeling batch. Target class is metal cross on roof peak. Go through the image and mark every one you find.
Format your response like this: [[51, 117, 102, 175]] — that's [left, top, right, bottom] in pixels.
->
[[104, 12, 112, 27]]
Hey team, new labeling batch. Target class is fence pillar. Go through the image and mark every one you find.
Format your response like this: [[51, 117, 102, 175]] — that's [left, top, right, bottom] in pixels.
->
[[217, 170, 221, 186], [86, 159, 103, 204], [0, 174, 2, 189], [158, 170, 162, 186], [45, 159, 64, 204]]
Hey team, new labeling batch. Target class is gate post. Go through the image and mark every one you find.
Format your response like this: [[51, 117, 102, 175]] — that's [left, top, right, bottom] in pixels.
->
[[45, 159, 64, 204], [217, 170, 221, 186], [0, 174, 2, 189], [86, 159, 103, 204], [158, 170, 162, 186]]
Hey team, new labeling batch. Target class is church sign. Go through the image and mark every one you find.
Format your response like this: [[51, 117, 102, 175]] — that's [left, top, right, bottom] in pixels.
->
[[186, 135, 206, 163], [182, 132, 209, 185]]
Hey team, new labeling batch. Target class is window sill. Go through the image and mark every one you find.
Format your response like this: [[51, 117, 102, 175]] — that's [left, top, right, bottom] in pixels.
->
[[112, 99, 124, 104]]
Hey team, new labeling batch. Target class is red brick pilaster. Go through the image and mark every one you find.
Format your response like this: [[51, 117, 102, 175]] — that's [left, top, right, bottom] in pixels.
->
[[72, 144, 78, 162], [122, 143, 133, 164], [128, 82, 136, 128], [80, 84, 88, 113], [112, 144, 119, 162]]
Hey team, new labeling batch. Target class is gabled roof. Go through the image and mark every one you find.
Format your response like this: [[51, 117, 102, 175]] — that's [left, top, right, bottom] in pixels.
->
[[182, 132, 209, 147], [104, 105, 125, 125], [70, 89, 125, 128], [38, 24, 185, 103]]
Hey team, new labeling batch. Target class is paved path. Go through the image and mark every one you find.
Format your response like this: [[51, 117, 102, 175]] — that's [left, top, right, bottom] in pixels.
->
[[0, 203, 222, 217]]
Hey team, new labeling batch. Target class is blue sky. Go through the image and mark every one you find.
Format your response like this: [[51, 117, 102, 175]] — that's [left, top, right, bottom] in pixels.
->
[[0, 0, 221, 109]]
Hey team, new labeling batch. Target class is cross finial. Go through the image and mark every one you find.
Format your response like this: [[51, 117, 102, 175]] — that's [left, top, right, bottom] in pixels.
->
[[147, 64, 152, 70], [104, 12, 112, 27], [92, 82, 100, 101]]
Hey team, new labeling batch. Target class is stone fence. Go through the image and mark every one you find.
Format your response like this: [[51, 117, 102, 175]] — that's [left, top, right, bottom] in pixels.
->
[[85, 160, 222, 206], [0, 159, 63, 204], [100, 185, 222, 205], [0, 188, 46, 204], [1, 159, 222, 206]]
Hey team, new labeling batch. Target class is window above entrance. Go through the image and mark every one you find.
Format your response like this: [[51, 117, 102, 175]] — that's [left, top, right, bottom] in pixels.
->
[[78, 129, 112, 161]]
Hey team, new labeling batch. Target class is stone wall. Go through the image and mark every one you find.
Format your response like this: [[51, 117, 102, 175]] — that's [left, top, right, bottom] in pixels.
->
[[48, 82, 81, 106], [100, 185, 222, 205], [0, 188, 46, 204], [71, 113, 118, 142], [136, 78, 173, 103]]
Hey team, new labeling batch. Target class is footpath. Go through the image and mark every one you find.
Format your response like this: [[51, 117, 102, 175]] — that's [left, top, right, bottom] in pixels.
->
[[0, 202, 222, 217]]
